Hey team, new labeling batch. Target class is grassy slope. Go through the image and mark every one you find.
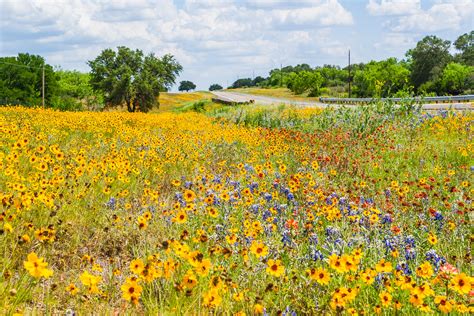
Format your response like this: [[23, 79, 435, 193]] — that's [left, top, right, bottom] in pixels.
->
[[232, 87, 346, 102], [155, 91, 213, 113]]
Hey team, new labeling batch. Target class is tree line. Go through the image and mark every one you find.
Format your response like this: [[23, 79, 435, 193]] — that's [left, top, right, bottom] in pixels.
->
[[227, 32, 473, 98], [1, 46, 182, 112]]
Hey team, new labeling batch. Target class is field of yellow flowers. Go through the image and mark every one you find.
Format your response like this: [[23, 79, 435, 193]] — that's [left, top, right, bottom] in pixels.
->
[[0, 104, 472, 315]]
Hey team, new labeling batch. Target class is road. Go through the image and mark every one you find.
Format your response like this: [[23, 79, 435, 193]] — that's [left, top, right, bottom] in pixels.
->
[[211, 91, 473, 111]]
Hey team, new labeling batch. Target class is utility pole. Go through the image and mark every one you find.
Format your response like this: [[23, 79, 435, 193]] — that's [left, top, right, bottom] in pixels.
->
[[42, 64, 45, 108], [348, 50, 351, 98], [280, 63, 282, 87]]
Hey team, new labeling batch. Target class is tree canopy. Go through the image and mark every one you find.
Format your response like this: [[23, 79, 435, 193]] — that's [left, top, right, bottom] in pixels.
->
[[0, 53, 57, 106], [406, 35, 452, 90], [209, 84, 223, 91], [88, 46, 182, 112], [179, 80, 196, 92]]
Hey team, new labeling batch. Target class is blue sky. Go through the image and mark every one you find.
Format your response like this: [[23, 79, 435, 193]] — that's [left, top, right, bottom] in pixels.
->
[[1, 0, 472, 91]]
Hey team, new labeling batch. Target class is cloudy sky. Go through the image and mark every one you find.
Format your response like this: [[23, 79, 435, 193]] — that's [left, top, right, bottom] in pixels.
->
[[1, 0, 473, 91]]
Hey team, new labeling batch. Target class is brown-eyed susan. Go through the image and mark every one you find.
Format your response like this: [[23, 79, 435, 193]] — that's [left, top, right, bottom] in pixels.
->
[[23, 252, 53, 279], [434, 296, 453, 314], [195, 258, 212, 276], [250, 241, 268, 258], [130, 259, 145, 275], [266, 259, 285, 277], [307, 267, 331, 285], [203, 288, 221, 307], [62, 283, 78, 297], [183, 189, 196, 202], [79, 271, 101, 294], [415, 261, 433, 279], [174, 211, 187, 224], [375, 259, 392, 273], [121, 277, 143, 304], [449, 273, 471, 294], [379, 291, 392, 307]]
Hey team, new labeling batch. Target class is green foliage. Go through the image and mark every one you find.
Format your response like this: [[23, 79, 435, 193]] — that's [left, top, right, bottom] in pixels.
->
[[0, 53, 58, 106], [178, 80, 196, 92], [55, 70, 104, 111], [209, 84, 223, 91], [454, 31, 473, 66], [88, 46, 182, 112], [191, 100, 206, 112], [406, 35, 452, 90], [353, 58, 411, 97], [286, 71, 323, 96], [438, 62, 474, 95]]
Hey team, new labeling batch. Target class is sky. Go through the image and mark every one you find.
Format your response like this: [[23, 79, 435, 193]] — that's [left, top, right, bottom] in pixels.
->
[[1, 0, 473, 91]]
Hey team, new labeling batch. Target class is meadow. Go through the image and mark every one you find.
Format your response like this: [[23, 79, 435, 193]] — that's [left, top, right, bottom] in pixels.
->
[[0, 102, 472, 315]]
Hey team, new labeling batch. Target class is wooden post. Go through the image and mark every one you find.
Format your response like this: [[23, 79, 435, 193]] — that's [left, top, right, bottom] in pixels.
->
[[42, 64, 45, 108]]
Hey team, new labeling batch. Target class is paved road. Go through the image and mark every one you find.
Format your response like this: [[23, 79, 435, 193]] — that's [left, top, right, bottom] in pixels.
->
[[211, 91, 473, 111]]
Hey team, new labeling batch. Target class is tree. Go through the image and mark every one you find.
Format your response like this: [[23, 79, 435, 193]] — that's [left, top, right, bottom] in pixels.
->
[[454, 31, 473, 66], [353, 58, 410, 97], [230, 78, 253, 89], [55, 70, 104, 111], [287, 71, 323, 96], [438, 62, 474, 95], [252, 76, 265, 86], [0, 53, 57, 106], [179, 80, 196, 92], [209, 84, 223, 91], [406, 35, 452, 90], [88, 46, 182, 112]]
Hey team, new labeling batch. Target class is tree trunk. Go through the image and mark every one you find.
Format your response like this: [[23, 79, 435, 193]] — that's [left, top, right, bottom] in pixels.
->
[[126, 100, 133, 112]]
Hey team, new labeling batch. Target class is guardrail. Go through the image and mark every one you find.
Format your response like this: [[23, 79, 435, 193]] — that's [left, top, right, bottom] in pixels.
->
[[320, 95, 474, 104]]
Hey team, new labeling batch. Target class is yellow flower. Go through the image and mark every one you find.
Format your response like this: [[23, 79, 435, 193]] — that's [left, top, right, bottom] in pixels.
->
[[66, 283, 79, 295], [182, 270, 198, 289], [183, 189, 196, 202], [4, 223, 13, 233], [79, 271, 101, 294], [434, 296, 453, 314], [121, 277, 143, 304], [427, 233, 437, 245], [174, 211, 187, 224], [379, 291, 392, 307], [250, 241, 269, 258], [307, 267, 331, 285], [449, 273, 471, 294], [375, 259, 392, 273], [203, 288, 221, 307], [266, 259, 285, 277], [254, 303, 264, 314], [130, 258, 145, 275], [416, 261, 433, 279], [195, 258, 212, 276], [23, 252, 53, 279]]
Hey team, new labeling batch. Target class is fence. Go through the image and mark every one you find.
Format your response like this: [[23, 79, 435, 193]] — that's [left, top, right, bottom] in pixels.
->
[[319, 95, 474, 104]]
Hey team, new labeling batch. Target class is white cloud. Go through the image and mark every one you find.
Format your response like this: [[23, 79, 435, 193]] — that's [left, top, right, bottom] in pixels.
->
[[368, 0, 474, 32], [366, 0, 420, 16]]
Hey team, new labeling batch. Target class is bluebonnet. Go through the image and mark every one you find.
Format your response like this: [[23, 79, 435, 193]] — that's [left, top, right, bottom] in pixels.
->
[[106, 197, 116, 210]]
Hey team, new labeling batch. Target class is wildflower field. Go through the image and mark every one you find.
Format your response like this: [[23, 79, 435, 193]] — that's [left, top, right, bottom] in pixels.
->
[[0, 103, 472, 315]]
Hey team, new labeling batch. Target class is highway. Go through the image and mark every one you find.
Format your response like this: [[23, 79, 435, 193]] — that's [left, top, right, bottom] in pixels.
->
[[211, 91, 473, 111]]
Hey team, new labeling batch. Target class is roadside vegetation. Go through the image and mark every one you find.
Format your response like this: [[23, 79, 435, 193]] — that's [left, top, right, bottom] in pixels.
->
[[228, 32, 474, 99], [1, 102, 472, 314]]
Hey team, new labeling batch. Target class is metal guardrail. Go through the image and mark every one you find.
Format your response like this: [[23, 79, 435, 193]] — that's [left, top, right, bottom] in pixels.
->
[[320, 95, 474, 104]]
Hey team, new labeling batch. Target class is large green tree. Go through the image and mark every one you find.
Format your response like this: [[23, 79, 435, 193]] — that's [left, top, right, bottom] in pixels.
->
[[88, 46, 182, 112], [178, 80, 196, 92], [438, 62, 474, 95], [454, 31, 473, 66], [353, 58, 411, 97], [0, 53, 57, 106], [406, 35, 452, 90]]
